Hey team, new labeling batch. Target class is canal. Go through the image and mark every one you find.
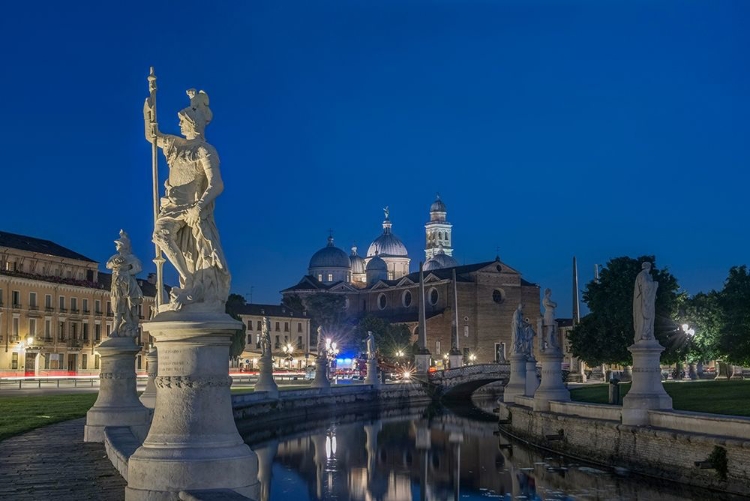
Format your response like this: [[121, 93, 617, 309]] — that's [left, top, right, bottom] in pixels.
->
[[240, 398, 749, 501]]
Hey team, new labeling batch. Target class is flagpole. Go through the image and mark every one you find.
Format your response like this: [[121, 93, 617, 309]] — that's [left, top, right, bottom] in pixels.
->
[[147, 67, 165, 312]]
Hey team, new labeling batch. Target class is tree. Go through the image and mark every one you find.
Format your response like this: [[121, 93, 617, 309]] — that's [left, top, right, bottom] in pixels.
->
[[225, 293, 247, 361], [568, 256, 681, 366], [354, 314, 412, 358], [682, 291, 722, 363], [716, 266, 750, 365], [298, 293, 351, 350]]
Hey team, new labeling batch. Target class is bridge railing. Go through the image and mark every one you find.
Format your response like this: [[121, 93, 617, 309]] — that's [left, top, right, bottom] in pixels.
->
[[428, 363, 510, 383]]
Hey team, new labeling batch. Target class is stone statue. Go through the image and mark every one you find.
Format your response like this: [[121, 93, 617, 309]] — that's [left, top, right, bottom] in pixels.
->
[[383, 206, 389, 220], [106, 230, 143, 337], [523, 319, 536, 356], [511, 304, 525, 355], [144, 88, 230, 312], [633, 262, 659, 343], [366, 331, 376, 360], [260, 316, 271, 357], [542, 288, 559, 351]]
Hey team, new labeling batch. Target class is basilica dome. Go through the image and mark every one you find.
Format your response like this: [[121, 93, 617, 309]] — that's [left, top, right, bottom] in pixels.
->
[[367, 213, 408, 258], [349, 246, 365, 275], [309, 236, 351, 270], [423, 248, 459, 271]]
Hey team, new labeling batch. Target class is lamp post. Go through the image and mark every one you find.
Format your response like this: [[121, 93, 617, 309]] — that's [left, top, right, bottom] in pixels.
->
[[468, 353, 477, 365], [282, 342, 294, 369], [682, 323, 697, 380], [325, 338, 339, 383]]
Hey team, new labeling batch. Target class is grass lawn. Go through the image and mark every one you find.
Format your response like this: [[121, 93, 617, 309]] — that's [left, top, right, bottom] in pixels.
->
[[570, 380, 750, 417], [0, 393, 98, 443]]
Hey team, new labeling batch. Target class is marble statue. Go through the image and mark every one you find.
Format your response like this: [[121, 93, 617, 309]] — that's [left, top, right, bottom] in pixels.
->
[[633, 262, 659, 342], [144, 88, 230, 312], [260, 316, 271, 357], [366, 331, 376, 360], [383, 206, 389, 220], [523, 318, 536, 356], [542, 288, 559, 351], [511, 304, 524, 355], [106, 230, 143, 337], [317, 326, 325, 353]]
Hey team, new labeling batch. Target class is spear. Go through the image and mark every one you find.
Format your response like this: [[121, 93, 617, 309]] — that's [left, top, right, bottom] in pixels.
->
[[147, 67, 165, 312]]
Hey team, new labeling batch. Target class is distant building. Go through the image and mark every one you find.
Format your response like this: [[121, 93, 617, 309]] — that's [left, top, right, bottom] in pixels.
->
[[236, 303, 312, 371], [0, 231, 159, 376], [283, 197, 542, 365]]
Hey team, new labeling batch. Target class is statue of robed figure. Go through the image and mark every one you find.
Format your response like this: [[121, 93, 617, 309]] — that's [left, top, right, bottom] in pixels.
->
[[633, 262, 659, 343]]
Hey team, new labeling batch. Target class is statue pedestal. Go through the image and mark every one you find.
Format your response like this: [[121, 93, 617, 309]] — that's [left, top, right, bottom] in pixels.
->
[[622, 339, 672, 426], [533, 350, 570, 411], [524, 358, 540, 397], [502, 353, 527, 403], [125, 311, 258, 500], [620, 365, 633, 383], [448, 349, 463, 369], [84, 337, 151, 443], [139, 347, 158, 409], [414, 351, 431, 375], [364, 358, 380, 387], [310, 354, 331, 391], [255, 355, 278, 397]]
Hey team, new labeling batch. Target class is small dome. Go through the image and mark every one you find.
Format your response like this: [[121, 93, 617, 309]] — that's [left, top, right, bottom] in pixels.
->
[[430, 194, 446, 213], [309, 236, 351, 270], [423, 247, 459, 271], [350, 246, 365, 274], [366, 254, 387, 272]]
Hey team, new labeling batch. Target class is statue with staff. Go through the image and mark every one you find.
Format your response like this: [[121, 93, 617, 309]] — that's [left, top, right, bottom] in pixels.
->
[[143, 69, 231, 312]]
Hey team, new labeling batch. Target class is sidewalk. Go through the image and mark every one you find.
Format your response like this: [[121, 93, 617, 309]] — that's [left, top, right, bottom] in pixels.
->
[[0, 418, 125, 500]]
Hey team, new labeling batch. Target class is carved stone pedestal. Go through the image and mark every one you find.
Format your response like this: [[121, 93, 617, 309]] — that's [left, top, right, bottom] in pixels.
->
[[84, 337, 151, 443], [414, 351, 431, 375], [310, 353, 330, 391], [524, 358, 540, 397], [448, 349, 463, 370], [620, 365, 633, 383], [364, 358, 380, 387], [125, 311, 258, 500], [502, 353, 527, 403], [533, 350, 570, 411], [622, 339, 673, 426], [254, 354, 278, 397], [139, 347, 158, 409]]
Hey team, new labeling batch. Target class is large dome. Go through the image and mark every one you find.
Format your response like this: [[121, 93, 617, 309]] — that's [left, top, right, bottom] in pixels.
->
[[309, 236, 351, 269], [367, 232, 408, 257]]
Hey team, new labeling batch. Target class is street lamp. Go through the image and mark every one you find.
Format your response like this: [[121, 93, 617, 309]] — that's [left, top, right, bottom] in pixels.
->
[[282, 342, 294, 368], [468, 353, 477, 365], [682, 324, 697, 380], [325, 338, 339, 382]]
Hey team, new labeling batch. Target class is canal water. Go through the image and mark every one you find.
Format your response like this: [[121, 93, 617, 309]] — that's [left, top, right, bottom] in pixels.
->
[[241, 398, 749, 501]]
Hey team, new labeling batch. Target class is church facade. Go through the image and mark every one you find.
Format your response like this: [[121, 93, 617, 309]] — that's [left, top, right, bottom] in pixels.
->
[[283, 197, 542, 365]]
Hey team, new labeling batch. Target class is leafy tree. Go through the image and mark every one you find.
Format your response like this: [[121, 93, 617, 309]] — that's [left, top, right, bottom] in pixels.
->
[[682, 291, 722, 363], [568, 256, 681, 366], [225, 293, 248, 360], [355, 314, 412, 358], [299, 293, 350, 350], [716, 266, 750, 365]]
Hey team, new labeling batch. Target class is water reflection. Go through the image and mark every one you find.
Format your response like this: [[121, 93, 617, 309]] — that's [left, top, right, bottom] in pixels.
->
[[242, 401, 748, 501]]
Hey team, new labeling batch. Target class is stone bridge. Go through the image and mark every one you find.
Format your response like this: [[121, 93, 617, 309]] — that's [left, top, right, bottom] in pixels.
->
[[425, 363, 510, 398]]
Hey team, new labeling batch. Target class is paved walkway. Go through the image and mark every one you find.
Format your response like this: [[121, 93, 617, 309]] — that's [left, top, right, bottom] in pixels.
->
[[0, 418, 126, 500]]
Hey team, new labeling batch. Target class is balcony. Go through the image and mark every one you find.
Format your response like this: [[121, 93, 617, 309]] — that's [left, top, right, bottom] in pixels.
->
[[28, 304, 39, 311], [70, 308, 80, 315], [83, 309, 90, 315], [67, 339, 83, 349], [12, 303, 21, 310], [106, 311, 114, 318], [59, 307, 68, 313], [94, 310, 103, 317], [41, 336, 54, 344], [45, 306, 55, 313]]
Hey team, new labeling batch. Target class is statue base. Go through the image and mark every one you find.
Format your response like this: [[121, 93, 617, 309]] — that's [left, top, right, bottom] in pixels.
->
[[524, 358, 540, 397], [139, 347, 158, 409], [533, 350, 570, 411], [414, 351, 431, 375], [84, 337, 151, 443], [125, 311, 258, 500], [310, 355, 331, 391], [502, 353, 527, 403], [448, 349, 463, 369], [622, 339, 673, 426], [254, 355, 278, 397], [364, 358, 380, 386], [620, 365, 633, 383]]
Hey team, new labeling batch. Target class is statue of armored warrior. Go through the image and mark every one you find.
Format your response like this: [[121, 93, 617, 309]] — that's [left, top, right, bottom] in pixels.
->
[[106, 230, 143, 337]]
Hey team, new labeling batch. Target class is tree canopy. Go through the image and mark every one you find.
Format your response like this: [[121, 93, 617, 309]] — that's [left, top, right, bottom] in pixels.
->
[[568, 255, 682, 366], [225, 293, 248, 360], [354, 314, 412, 359], [715, 266, 750, 365], [285, 293, 351, 350]]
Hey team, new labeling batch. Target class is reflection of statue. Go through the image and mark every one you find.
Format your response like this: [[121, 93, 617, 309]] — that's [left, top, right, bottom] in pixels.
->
[[106, 230, 143, 337], [633, 262, 659, 342], [260, 316, 270, 357], [144, 88, 230, 312], [366, 331, 376, 360]]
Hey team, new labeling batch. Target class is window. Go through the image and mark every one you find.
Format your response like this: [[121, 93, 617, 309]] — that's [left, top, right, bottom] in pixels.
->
[[82, 323, 89, 340], [247, 321, 252, 330], [429, 288, 439, 306], [95, 324, 101, 341], [402, 290, 412, 308], [327, 273, 333, 282], [71, 298, 78, 312], [106, 324, 111, 337], [275, 322, 280, 332], [94, 355, 100, 369], [45, 294, 52, 309], [378, 293, 387, 310], [284, 322, 289, 332], [95, 300, 101, 314], [317, 274, 323, 282], [11, 353, 18, 370], [71, 323, 78, 339], [297, 323, 302, 333], [137, 355, 142, 370], [297, 336, 303, 349], [59, 296, 66, 310], [29, 318, 37, 336], [45, 319, 51, 339], [58, 321, 65, 340], [0, 289, 3, 305], [275, 335, 280, 349], [492, 289, 505, 304], [44, 355, 50, 370], [247, 334, 252, 345], [83, 299, 89, 313], [12, 317, 19, 339], [82, 354, 88, 370], [106, 301, 112, 315], [436, 340, 441, 355], [29, 292, 37, 308], [12, 290, 20, 307]]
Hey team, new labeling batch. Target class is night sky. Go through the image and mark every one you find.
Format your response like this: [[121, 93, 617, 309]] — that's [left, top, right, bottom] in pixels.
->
[[3, 1, 748, 316]]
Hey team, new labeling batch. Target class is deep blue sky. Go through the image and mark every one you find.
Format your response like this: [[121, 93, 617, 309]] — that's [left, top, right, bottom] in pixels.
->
[[2, 1, 748, 317]]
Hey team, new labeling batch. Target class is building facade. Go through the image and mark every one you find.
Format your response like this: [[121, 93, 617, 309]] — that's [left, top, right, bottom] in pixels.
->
[[236, 303, 313, 371], [0, 231, 158, 376]]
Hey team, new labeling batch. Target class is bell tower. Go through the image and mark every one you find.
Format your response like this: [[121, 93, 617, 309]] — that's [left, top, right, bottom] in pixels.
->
[[424, 194, 453, 260]]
